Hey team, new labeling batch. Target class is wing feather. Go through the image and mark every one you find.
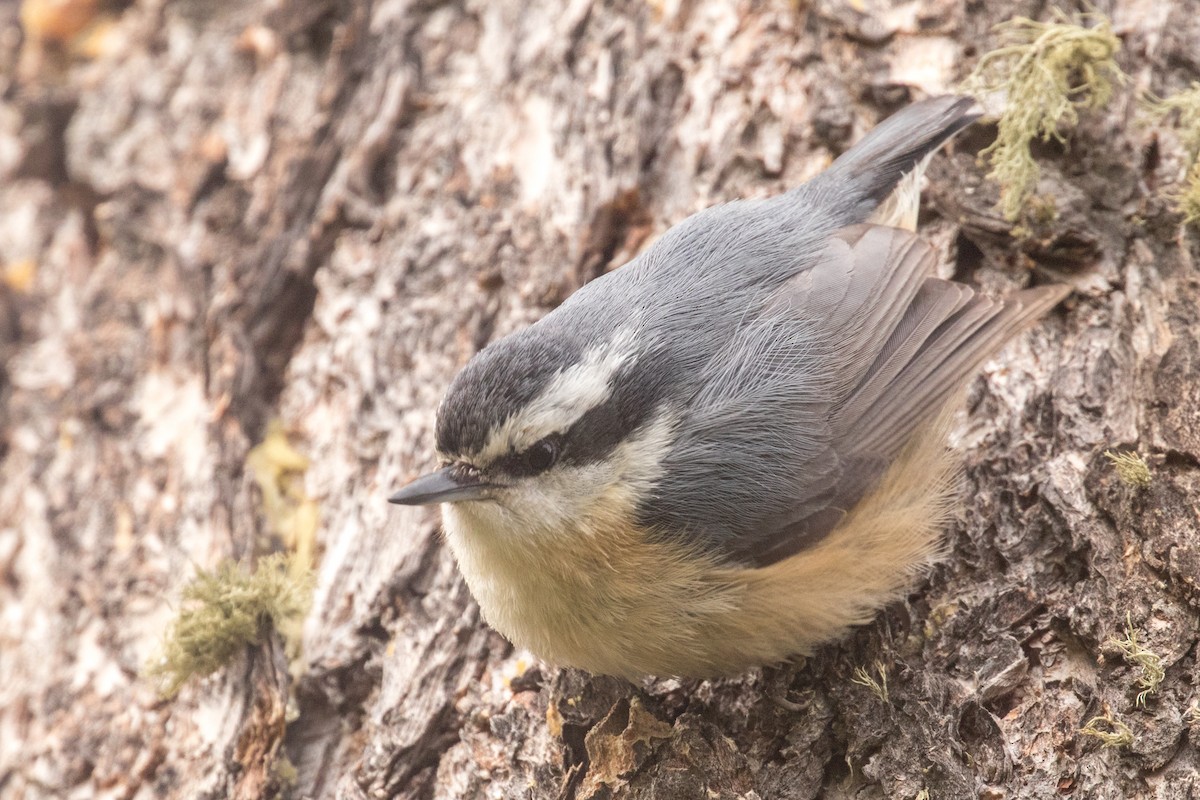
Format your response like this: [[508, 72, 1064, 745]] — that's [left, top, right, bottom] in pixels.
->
[[681, 224, 1067, 566], [847, 285, 1069, 458]]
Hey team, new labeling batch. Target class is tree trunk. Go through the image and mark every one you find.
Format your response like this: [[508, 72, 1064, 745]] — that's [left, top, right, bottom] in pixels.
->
[[2, 0, 1198, 798]]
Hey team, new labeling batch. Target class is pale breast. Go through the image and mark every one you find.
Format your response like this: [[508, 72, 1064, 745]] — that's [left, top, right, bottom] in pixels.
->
[[439, 410, 960, 679]]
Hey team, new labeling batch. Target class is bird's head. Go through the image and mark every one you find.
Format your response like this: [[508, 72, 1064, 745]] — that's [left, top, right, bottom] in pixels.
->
[[389, 323, 675, 538]]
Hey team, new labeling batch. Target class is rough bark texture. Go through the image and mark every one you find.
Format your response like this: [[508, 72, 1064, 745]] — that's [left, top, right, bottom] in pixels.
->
[[2, 0, 1199, 798]]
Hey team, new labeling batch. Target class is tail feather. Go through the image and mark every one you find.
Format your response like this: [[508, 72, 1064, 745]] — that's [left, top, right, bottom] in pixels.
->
[[846, 283, 1070, 458], [819, 95, 981, 219]]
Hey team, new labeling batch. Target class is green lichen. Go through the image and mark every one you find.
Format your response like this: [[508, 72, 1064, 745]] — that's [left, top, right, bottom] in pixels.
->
[[1181, 163, 1200, 224], [1079, 711, 1134, 748], [1103, 449, 1151, 488], [962, 11, 1123, 222], [149, 553, 312, 697], [850, 659, 890, 704], [1145, 83, 1200, 225], [1107, 613, 1165, 707]]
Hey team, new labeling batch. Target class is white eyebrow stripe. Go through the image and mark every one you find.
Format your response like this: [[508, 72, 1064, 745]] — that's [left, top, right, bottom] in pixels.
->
[[473, 328, 638, 463]]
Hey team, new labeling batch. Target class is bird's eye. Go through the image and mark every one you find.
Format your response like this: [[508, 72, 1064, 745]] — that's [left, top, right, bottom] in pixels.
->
[[523, 437, 559, 474]]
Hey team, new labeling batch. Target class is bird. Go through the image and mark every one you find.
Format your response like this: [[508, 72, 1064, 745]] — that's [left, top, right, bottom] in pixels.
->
[[389, 95, 1068, 679]]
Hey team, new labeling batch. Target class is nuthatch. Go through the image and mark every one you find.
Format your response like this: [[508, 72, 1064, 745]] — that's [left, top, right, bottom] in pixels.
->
[[390, 96, 1067, 679]]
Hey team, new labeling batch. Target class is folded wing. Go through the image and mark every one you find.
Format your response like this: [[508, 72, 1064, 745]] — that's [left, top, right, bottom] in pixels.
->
[[682, 224, 1066, 566]]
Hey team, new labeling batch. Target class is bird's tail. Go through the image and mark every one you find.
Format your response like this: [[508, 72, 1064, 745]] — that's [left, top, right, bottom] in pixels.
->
[[817, 95, 980, 221]]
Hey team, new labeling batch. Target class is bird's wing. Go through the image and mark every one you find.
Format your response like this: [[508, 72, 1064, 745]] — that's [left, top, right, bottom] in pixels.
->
[[646, 224, 1066, 567]]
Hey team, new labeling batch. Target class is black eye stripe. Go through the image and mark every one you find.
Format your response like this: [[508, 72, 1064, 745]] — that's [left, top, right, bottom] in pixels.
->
[[556, 357, 671, 466], [525, 438, 558, 472], [492, 434, 562, 478], [480, 357, 674, 477]]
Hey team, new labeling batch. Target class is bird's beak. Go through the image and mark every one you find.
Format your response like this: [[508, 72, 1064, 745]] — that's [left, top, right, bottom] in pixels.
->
[[388, 465, 491, 506]]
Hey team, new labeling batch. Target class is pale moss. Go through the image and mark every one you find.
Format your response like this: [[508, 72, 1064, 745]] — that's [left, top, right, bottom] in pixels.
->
[[1146, 82, 1200, 159], [1103, 450, 1151, 488], [149, 553, 313, 697], [962, 11, 1123, 221], [1079, 712, 1134, 748], [850, 659, 889, 704], [1107, 613, 1165, 707], [1145, 83, 1200, 225], [1181, 163, 1200, 225]]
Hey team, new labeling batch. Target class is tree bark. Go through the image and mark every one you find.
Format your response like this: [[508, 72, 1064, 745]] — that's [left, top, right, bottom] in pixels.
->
[[2, 0, 1198, 798]]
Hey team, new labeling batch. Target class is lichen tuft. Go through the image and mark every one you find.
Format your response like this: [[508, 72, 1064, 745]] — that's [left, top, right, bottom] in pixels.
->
[[148, 553, 312, 697], [962, 11, 1123, 222]]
